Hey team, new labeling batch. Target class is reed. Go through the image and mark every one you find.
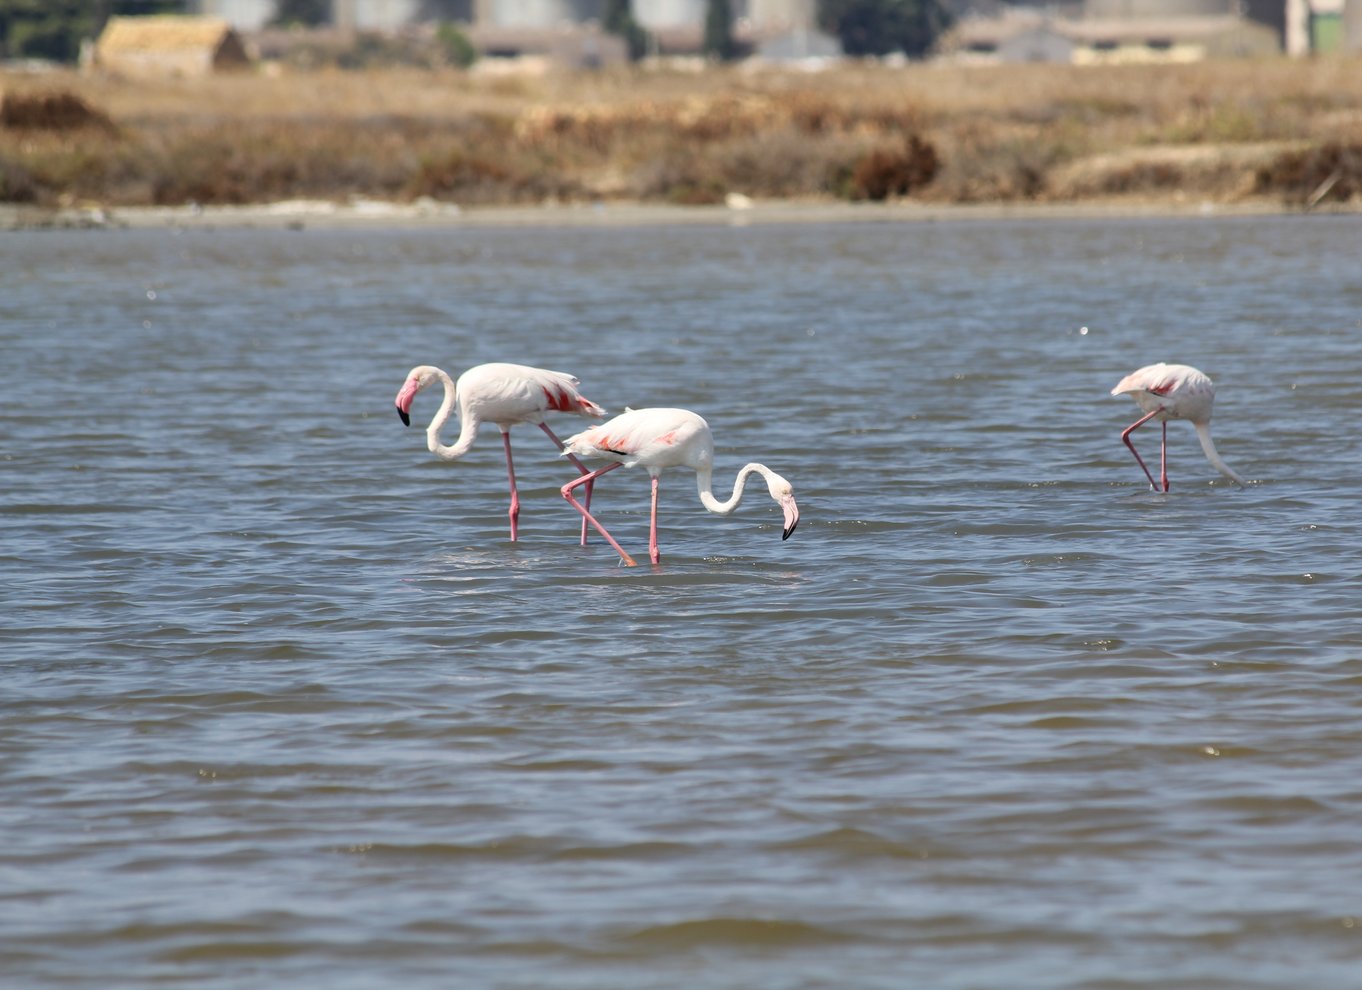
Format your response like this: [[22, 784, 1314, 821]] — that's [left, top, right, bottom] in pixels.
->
[[2, 57, 1360, 209]]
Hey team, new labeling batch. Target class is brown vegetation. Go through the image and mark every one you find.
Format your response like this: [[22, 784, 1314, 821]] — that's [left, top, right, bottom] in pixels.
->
[[0, 90, 115, 132], [1254, 141, 1362, 205], [850, 135, 939, 201], [1, 57, 1361, 211]]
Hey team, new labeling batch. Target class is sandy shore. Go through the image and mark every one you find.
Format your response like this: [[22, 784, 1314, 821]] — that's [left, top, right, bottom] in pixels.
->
[[0, 195, 1344, 232]]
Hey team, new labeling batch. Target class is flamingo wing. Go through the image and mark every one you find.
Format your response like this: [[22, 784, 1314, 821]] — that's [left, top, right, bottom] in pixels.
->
[[459, 363, 606, 424], [524, 366, 608, 418], [1110, 362, 1172, 398], [563, 408, 707, 469]]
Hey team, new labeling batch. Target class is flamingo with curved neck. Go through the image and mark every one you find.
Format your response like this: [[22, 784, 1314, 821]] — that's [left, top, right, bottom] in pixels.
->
[[558, 407, 800, 566], [395, 362, 607, 542]]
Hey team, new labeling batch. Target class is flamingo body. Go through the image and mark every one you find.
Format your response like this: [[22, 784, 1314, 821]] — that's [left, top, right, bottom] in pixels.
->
[[395, 362, 606, 438], [395, 362, 606, 541], [560, 407, 800, 566], [564, 407, 714, 473], [1110, 362, 1245, 490]]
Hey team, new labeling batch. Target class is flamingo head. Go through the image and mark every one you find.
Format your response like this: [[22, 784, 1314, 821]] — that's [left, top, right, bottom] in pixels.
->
[[764, 471, 800, 541], [395, 365, 439, 427]]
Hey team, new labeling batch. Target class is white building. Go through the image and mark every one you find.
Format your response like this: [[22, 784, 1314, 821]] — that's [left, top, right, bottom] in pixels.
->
[[748, 0, 814, 33], [473, 0, 580, 28], [632, 0, 708, 31], [193, 0, 786, 33], [192, 0, 276, 30], [334, 0, 425, 30]]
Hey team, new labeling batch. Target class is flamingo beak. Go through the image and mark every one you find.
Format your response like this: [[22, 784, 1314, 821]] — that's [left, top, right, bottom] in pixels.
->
[[780, 496, 799, 541], [394, 378, 418, 427]]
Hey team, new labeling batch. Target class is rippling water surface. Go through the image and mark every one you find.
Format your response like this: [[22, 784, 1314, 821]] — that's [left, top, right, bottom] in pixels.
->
[[5, 213, 1362, 988]]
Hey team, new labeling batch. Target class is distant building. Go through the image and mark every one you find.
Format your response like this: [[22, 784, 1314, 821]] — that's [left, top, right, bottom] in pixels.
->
[[941, 0, 1362, 60], [194, 0, 777, 35], [998, 21, 1075, 62], [634, 0, 708, 31], [1066, 15, 1282, 62], [466, 22, 629, 66], [1083, 0, 1227, 15], [190, 1, 276, 31], [744, 0, 843, 58], [1348, 0, 1362, 50], [470, 0, 582, 29], [748, 0, 813, 34], [189, 0, 850, 59], [92, 16, 254, 77], [193, 0, 457, 30], [185, 0, 1362, 64], [939, 3, 1281, 62], [1285, 0, 1349, 53], [754, 26, 843, 61]]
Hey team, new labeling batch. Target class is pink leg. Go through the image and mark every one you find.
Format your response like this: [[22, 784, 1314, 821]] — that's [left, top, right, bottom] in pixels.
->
[[562, 462, 636, 567], [502, 431, 519, 541], [1160, 421, 1169, 493], [649, 474, 661, 565], [1120, 409, 1162, 491], [540, 422, 593, 546]]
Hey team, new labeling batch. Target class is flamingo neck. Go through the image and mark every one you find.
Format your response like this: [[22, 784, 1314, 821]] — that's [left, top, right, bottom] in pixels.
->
[[1194, 422, 1246, 487], [424, 370, 479, 461], [695, 463, 769, 516]]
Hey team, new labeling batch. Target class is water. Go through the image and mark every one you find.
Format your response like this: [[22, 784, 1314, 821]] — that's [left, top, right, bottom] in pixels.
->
[[4, 213, 1362, 989]]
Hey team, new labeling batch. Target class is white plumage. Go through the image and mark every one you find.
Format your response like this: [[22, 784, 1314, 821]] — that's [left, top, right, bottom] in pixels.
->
[[395, 362, 606, 541], [1111, 362, 1245, 490], [560, 407, 800, 566]]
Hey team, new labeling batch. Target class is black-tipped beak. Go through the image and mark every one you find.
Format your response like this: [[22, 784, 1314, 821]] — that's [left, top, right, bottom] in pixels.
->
[[396, 406, 410, 427], [780, 498, 799, 541]]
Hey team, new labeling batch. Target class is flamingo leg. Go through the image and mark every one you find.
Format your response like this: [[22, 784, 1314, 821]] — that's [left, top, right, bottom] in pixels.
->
[[539, 422, 593, 546], [502, 431, 520, 541], [1120, 408, 1162, 491], [1160, 420, 1169, 492], [562, 462, 636, 567], [649, 474, 661, 565]]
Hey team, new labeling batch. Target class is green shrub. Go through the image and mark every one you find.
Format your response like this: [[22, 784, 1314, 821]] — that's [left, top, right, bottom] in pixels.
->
[[436, 22, 477, 68]]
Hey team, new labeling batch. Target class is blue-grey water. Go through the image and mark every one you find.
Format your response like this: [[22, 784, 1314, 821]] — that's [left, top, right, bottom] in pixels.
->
[[4, 212, 1362, 989]]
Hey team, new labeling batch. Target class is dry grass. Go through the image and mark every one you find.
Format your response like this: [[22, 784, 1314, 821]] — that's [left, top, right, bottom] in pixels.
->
[[2, 56, 1361, 209]]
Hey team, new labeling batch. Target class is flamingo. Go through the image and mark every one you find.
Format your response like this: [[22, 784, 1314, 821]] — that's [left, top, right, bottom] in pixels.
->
[[395, 362, 607, 541], [1110, 362, 1246, 491], [558, 407, 800, 566]]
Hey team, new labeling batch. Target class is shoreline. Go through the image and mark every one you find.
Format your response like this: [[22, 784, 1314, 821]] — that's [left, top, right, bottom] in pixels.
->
[[1, 196, 1351, 232]]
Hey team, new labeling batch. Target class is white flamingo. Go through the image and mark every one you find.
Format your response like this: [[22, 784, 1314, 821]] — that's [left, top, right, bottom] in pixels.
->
[[395, 363, 606, 541], [559, 407, 800, 566], [1110, 362, 1246, 491]]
